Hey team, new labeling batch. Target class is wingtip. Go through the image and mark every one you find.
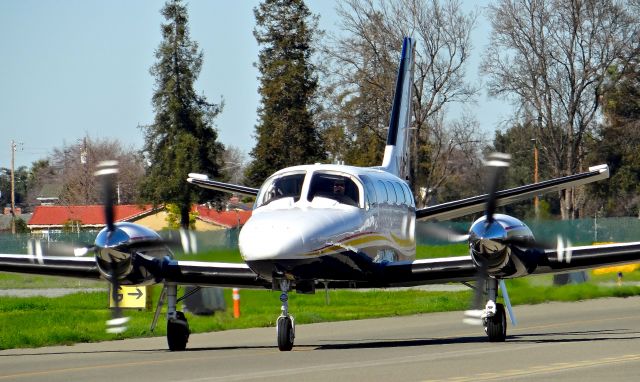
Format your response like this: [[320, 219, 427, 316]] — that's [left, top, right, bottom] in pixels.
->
[[588, 164, 609, 177], [188, 173, 209, 181]]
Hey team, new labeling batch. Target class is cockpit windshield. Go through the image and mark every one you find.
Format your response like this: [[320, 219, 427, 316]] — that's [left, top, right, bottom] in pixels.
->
[[307, 172, 360, 207], [256, 171, 306, 208]]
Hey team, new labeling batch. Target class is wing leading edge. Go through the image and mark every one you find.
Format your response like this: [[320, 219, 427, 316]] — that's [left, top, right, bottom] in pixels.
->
[[416, 164, 609, 221]]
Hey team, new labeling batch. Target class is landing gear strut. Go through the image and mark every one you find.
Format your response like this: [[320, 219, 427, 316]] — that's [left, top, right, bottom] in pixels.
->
[[166, 283, 190, 351], [276, 279, 295, 351], [483, 279, 506, 342]]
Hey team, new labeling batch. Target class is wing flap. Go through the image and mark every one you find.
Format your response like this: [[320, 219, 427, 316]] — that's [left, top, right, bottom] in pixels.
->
[[378, 256, 476, 287], [163, 260, 270, 289], [416, 164, 609, 221]]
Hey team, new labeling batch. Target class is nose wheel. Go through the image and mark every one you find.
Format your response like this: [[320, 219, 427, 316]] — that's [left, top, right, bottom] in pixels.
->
[[484, 302, 506, 342], [276, 279, 295, 351], [482, 279, 507, 342]]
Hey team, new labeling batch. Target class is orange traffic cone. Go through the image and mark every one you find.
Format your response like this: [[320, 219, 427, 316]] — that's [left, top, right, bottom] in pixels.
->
[[233, 288, 240, 318]]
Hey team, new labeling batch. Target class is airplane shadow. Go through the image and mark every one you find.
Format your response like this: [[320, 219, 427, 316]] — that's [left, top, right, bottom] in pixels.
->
[[3, 328, 639, 356], [314, 328, 640, 350]]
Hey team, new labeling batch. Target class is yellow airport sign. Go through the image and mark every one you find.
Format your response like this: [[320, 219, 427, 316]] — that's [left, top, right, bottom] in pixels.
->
[[109, 285, 147, 309], [592, 264, 640, 275]]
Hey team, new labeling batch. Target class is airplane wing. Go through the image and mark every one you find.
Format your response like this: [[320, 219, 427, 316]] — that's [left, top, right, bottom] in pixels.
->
[[187, 173, 259, 197], [416, 164, 609, 221], [362, 240, 640, 288], [3, 242, 640, 290], [535, 241, 640, 275], [0, 254, 101, 279], [0, 253, 270, 289]]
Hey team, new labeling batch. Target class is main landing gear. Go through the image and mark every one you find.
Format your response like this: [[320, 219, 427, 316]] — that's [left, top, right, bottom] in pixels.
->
[[151, 283, 191, 351], [482, 279, 507, 342], [276, 279, 295, 351]]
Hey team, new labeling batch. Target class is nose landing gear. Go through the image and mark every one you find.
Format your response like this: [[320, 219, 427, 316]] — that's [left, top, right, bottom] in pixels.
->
[[482, 279, 506, 342], [276, 279, 295, 351]]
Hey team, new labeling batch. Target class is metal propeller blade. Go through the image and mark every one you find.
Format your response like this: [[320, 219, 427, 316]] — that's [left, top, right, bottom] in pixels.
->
[[95, 160, 129, 333], [464, 153, 511, 326], [95, 160, 118, 233], [556, 234, 573, 263], [106, 251, 130, 334], [463, 256, 488, 326], [419, 222, 469, 243], [484, 152, 511, 223]]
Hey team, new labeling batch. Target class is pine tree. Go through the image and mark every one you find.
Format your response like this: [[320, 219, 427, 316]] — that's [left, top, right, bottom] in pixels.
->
[[140, 0, 224, 228], [245, 0, 325, 186]]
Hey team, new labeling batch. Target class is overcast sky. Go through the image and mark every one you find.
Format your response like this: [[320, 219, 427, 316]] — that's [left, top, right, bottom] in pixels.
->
[[0, 0, 507, 170]]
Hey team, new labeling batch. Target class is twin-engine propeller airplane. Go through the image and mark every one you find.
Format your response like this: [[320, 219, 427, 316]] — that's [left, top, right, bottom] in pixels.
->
[[1, 37, 639, 352]]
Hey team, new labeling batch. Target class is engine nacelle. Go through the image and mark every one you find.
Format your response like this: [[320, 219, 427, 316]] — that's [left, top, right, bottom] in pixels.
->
[[94, 222, 172, 285], [468, 214, 540, 278]]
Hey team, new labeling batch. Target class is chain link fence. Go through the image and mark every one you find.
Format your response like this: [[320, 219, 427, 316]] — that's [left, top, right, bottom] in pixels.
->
[[0, 218, 638, 253]]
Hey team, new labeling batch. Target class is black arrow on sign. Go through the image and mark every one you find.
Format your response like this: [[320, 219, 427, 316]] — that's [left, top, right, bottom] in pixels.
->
[[127, 288, 143, 300]]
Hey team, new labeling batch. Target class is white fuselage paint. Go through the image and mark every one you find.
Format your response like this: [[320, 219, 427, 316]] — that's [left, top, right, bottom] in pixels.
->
[[238, 164, 416, 277]]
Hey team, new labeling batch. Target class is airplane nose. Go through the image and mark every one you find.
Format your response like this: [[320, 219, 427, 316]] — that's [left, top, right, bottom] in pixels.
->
[[239, 217, 304, 260]]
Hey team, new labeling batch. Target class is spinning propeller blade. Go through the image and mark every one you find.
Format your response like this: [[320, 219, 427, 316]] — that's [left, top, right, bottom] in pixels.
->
[[484, 152, 511, 223], [95, 161, 130, 334], [464, 153, 514, 326]]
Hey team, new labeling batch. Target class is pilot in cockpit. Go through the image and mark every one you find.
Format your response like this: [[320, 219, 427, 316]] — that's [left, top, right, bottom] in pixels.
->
[[333, 179, 345, 196]]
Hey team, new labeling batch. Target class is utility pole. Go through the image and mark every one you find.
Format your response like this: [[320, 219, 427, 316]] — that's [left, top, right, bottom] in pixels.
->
[[10, 140, 16, 234], [532, 138, 539, 219]]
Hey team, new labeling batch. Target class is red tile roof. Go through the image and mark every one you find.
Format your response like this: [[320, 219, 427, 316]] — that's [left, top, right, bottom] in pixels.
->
[[195, 205, 252, 228], [28, 205, 156, 227]]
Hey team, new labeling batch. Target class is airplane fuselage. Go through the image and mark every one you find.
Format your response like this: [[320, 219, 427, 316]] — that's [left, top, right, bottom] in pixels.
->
[[239, 164, 416, 283]]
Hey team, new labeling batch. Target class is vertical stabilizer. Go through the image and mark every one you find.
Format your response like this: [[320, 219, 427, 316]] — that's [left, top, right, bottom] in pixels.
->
[[380, 37, 415, 180]]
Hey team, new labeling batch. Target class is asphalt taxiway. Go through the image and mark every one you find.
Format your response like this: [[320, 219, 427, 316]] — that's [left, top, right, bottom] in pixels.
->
[[1, 296, 640, 381]]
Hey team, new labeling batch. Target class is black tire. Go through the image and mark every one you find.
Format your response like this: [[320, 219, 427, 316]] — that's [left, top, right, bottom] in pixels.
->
[[167, 311, 190, 351], [277, 316, 294, 351], [485, 303, 507, 342]]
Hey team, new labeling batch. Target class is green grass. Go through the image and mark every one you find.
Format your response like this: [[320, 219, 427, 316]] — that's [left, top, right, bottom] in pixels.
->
[[0, 287, 472, 349], [1, 277, 640, 350]]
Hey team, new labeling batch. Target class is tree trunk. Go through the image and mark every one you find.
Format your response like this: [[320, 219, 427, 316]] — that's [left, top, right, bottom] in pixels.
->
[[180, 203, 190, 230]]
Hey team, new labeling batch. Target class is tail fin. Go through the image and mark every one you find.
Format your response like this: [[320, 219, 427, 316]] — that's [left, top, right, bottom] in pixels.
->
[[380, 37, 415, 180]]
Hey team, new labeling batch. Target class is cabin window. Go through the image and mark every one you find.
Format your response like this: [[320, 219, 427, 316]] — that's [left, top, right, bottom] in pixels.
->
[[307, 173, 360, 207], [359, 174, 377, 208], [256, 172, 306, 207], [401, 182, 415, 207], [376, 180, 388, 203], [385, 181, 397, 204], [392, 182, 405, 205]]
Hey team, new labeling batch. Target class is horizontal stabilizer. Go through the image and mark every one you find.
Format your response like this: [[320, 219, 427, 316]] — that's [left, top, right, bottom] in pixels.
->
[[187, 173, 259, 197], [416, 164, 609, 221]]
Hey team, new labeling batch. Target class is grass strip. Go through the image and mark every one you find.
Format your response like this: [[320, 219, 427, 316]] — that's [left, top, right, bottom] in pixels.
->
[[1, 279, 640, 350]]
